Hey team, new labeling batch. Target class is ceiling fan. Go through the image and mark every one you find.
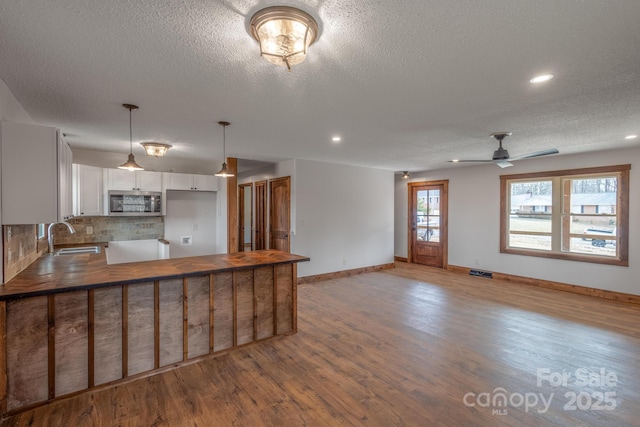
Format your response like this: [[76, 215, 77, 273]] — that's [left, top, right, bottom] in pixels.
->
[[449, 132, 559, 168]]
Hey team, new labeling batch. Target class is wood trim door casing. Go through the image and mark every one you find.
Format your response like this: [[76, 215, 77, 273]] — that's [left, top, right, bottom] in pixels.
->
[[226, 158, 238, 253], [407, 180, 448, 268], [238, 183, 252, 252], [254, 181, 267, 251]]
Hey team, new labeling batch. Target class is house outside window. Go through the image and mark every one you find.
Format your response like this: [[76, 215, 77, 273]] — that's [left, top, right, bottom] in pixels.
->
[[500, 165, 629, 266]]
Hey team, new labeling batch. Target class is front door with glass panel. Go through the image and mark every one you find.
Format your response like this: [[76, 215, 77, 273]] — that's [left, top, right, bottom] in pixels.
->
[[409, 181, 448, 268]]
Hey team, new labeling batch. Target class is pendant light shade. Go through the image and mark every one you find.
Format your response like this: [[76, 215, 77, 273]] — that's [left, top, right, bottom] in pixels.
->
[[215, 121, 234, 178], [402, 171, 410, 179], [118, 104, 144, 171]]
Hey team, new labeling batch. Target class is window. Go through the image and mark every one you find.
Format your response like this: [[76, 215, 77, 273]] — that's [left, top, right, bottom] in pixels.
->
[[37, 223, 46, 239], [500, 165, 629, 266]]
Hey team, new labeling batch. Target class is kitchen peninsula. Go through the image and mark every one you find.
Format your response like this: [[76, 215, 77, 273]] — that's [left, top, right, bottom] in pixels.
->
[[0, 248, 309, 417]]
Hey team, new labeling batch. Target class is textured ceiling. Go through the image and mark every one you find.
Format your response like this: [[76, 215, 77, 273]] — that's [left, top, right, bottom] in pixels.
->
[[1, 0, 639, 173]]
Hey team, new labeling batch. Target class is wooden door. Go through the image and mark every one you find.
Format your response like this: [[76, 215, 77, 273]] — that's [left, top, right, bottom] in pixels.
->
[[254, 181, 267, 250], [238, 183, 252, 252], [269, 177, 291, 252], [408, 181, 448, 268]]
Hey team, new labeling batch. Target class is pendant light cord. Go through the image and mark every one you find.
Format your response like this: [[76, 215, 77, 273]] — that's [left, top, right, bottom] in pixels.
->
[[222, 124, 226, 161], [129, 107, 133, 154]]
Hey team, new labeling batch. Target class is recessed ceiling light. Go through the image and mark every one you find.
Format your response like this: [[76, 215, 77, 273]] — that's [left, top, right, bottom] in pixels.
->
[[624, 134, 637, 140], [530, 74, 554, 84], [452, 159, 459, 163], [332, 136, 341, 142]]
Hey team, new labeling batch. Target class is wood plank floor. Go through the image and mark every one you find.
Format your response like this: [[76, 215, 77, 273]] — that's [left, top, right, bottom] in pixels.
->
[[3, 263, 640, 426]]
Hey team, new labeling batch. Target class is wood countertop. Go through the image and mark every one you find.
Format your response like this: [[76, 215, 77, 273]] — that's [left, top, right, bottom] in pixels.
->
[[0, 246, 309, 300]]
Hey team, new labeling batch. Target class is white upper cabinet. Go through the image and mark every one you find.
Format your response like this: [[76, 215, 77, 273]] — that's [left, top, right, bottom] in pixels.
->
[[1, 121, 72, 224], [135, 170, 163, 191], [105, 168, 162, 192], [163, 172, 217, 191], [57, 132, 73, 221], [193, 174, 217, 191], [73, 164, 103, 216]]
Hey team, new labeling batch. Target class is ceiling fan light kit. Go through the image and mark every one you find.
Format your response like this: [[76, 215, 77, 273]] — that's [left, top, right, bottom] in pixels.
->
[[448, 132, 559, 168]]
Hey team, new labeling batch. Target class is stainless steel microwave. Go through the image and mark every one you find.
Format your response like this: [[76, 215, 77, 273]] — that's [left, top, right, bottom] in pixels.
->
[[108, 191, 162, 216]]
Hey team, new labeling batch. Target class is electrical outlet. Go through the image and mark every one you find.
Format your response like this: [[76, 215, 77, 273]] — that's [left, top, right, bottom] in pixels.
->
[[342, 259, 347, 265], [86, 226, 94, 235], [193, 224, 198, 231], [475, 258, 480, 265]]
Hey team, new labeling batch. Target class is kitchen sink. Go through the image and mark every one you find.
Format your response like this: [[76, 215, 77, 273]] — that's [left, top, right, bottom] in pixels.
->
[[54, 246, 101, 255]]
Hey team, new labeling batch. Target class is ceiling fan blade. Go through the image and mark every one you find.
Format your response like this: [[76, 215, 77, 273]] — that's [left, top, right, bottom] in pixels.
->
[[509, 148, 559, 161]]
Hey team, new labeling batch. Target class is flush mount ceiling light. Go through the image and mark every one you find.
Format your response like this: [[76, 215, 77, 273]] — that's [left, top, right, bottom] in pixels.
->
[[402, 171, 410, 179], [118, 104, 144, 171], [249, 6, 318, 71], [624, 134, 637, 140], [215, 121, 234, 178], [141, 142, 172, 157]]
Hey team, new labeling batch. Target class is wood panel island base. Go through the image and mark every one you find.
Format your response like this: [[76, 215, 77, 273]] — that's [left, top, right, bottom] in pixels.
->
[[0, 250, 309, 418]]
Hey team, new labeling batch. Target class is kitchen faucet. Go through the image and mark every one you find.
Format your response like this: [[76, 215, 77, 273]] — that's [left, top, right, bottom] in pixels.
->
[[48, 221, 76, 253]]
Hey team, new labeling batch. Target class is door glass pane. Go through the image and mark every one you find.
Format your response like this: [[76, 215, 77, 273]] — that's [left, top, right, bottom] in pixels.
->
[[416, 189, 440, 242]]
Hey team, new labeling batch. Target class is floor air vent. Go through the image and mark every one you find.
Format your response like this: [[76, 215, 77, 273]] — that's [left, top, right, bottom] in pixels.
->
[[470, 269, 493, 279]]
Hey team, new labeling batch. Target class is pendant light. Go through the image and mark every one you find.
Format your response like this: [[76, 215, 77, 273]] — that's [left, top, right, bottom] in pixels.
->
[[215, 121, 234, 177], [118, 103, 144, 171]]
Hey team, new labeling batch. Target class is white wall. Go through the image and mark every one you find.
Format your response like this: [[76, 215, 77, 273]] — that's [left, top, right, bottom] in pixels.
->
[[395, 146, 640, 295], [0, 77, 33, 124], [165, 190, 218, 257], [240, 159, 395, 278], [294, 159, 394, 277]]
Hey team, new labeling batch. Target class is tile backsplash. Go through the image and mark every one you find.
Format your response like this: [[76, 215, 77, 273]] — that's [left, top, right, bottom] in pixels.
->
[[3, 224, 45, 283], [3, 216, 164, 283], [54, 216, 165, 245]]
